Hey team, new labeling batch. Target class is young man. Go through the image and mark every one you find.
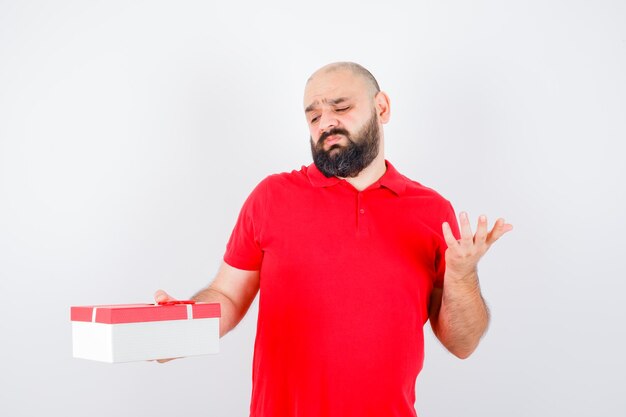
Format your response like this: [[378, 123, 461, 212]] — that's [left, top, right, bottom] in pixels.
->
[[156, 62, 512, 417]]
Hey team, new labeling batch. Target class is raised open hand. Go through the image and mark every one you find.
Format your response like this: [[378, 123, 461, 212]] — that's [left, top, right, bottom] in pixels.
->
[[442, 212, 513, 280]]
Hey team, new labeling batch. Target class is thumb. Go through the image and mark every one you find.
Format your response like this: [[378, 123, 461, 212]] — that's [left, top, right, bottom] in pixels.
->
[[154, 289, 176, 303]]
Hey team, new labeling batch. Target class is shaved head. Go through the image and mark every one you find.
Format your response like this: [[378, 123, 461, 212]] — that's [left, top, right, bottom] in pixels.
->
[[307, 62, 381, 98]]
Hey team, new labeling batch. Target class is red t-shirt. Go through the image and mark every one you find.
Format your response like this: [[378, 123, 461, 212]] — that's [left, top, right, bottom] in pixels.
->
[[224, 161, 459, 417]]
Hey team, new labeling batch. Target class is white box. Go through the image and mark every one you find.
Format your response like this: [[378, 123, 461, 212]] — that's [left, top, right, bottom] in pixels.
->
[[71, 301, 220, 363]]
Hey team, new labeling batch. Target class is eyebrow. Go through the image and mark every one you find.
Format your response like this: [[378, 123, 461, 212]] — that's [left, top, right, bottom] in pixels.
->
[[305, 97, 350, 113]]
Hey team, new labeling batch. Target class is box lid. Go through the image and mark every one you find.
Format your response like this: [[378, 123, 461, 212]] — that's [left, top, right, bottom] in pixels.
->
[[71, 301, 221, 324]]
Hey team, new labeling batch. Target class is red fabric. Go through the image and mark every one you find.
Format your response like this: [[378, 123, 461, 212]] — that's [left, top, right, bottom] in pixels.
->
[[224, 161, 459, 417]]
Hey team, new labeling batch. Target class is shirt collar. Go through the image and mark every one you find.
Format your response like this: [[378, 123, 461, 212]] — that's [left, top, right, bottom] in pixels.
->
[[377, 160, 407, 196], [306, 160, 407, 196]]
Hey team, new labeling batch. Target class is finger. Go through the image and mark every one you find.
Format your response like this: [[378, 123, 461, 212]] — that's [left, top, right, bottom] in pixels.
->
[[486, 218, 513, 245], [441, 222, 459, 249], [459, 211, 473, 243], [474, 214, 488, 244], [154, 289, 176, 303]]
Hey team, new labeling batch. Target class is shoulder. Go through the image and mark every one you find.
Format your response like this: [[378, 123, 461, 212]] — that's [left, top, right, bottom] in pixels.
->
[[256, 165, 312, 191], [242, 166, 312, 203], [391, 163, 451, 201], [392, 164, 455, 214], [404, 176, 449, 202]]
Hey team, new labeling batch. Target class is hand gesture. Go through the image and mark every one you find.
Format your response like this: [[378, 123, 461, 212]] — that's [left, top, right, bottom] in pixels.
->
[[442, 212, 513, 280]]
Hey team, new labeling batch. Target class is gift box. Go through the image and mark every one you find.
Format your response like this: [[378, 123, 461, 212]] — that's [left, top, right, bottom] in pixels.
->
[[71, 301, 220, 363]]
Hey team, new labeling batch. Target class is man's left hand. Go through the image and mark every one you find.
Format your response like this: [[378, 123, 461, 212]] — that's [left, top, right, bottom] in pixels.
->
[[442, 212, 513, 280]]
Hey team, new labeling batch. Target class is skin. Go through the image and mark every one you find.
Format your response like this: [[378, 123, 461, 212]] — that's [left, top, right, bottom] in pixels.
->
[[304, 64, 391, 191], [430, 212, 512, 358], [155, 63, 512, 362]]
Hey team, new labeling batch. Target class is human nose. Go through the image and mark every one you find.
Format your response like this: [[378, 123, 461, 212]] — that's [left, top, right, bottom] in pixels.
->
[[318, 109, 338, 133]]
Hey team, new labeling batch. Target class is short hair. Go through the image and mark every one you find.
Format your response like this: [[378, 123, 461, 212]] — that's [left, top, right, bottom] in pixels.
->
[[308, 62, 381, 97]]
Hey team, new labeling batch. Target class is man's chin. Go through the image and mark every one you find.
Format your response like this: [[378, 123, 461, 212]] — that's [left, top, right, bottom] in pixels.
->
[[326, 144, 345, 154]]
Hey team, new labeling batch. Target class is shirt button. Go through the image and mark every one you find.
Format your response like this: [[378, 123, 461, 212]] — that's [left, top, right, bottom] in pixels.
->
[[359, 209, 365, 214]]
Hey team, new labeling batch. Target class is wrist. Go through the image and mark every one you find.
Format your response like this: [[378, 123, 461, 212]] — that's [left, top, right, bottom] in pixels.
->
[[444, 269, 481, 292], [446, 267, 478, 282]]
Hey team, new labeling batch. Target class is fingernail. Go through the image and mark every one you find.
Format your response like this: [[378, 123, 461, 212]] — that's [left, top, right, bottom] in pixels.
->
[[479, 215, 486, 222]]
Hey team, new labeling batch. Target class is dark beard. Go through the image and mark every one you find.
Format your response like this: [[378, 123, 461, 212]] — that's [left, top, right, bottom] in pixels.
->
[[310, 109, 380, 178]]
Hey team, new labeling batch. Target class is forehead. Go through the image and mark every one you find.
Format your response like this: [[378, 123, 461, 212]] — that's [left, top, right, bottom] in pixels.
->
[[303, 69, 370, 110]]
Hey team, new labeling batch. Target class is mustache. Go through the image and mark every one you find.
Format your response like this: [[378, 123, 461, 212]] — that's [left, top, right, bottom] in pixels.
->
[[318, 128, 351, 146]]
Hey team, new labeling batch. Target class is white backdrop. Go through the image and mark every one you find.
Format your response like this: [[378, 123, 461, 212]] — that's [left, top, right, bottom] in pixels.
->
[[1, 1, 625, 416]]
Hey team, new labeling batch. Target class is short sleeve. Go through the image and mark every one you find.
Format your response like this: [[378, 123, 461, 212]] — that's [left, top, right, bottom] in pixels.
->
[[433, 201, 460, 288], [223, 178, 269, 271]]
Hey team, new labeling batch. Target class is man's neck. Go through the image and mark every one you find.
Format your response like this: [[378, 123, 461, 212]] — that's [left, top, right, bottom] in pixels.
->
[[343, 153, 387, 191]]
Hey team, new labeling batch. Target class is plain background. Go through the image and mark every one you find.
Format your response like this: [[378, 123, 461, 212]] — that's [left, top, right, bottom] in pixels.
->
[[1, 1, 625, 416]]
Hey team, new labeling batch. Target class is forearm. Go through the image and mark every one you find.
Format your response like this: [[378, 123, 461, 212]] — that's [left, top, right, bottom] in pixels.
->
[[191, 286, 248, 338], [434, 271, 490, 359]]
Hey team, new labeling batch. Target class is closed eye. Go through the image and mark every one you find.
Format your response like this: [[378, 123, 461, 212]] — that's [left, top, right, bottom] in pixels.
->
[[335, 107, 350, 112]]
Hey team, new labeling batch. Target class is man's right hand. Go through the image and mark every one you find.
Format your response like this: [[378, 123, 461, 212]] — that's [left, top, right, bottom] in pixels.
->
[[152, 289, 180, 364]]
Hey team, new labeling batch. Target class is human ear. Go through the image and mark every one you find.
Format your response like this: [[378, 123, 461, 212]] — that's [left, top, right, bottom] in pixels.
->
[[375, 91, 391, 124]]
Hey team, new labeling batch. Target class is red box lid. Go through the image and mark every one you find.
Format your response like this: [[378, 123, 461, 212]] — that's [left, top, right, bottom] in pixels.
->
[[70, 302, 221, 324]]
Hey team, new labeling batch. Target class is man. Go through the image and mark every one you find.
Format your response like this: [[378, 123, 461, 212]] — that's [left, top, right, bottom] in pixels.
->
[[155, 62, 512, 416]]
